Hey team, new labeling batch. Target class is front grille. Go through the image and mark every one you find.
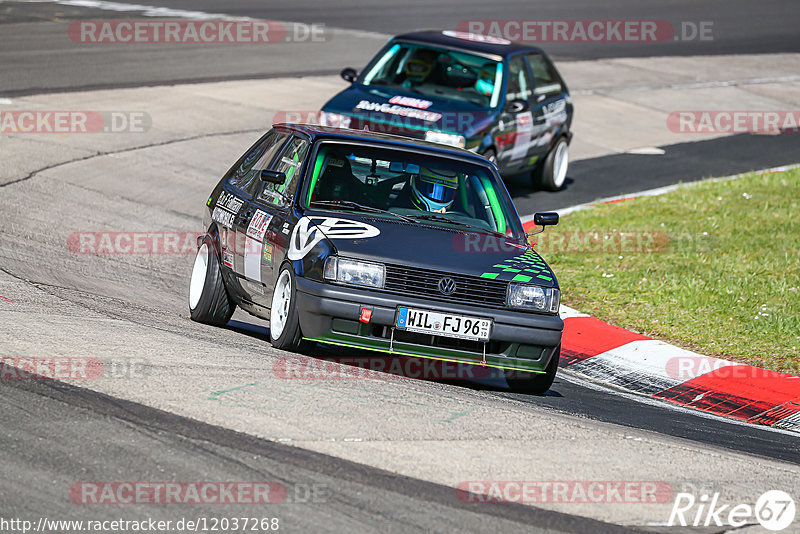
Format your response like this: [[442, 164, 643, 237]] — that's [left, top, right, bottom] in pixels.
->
[[383, 264, 508, 308]]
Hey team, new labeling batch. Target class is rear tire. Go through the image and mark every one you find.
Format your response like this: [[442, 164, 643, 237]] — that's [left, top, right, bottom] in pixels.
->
[[189, 235, 235, 326], [504, 345, 560, 395], [533, 137, 569, 191], [269, 265, 309, 352]]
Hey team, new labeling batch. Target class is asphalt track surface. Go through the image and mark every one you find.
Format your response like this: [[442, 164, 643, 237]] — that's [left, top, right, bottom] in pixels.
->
[[2, 1, 800, 532], [1, 0, 800, 94]]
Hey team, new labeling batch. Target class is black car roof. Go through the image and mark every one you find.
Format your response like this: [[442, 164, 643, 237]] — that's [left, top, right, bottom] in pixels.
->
[[391, 30, 546, 58], [273, 123, 490, 164]]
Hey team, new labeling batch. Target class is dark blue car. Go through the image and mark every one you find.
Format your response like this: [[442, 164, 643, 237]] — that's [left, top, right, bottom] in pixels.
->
[[319, 30, 574, 191]]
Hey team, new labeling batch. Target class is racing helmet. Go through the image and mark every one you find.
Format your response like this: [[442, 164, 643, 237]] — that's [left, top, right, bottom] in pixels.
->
[[404, 48, 436, 84], [410, 167, 460, 211], [475, 62, 496, 96]]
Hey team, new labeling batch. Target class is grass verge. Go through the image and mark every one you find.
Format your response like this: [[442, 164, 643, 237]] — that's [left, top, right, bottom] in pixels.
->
[[541, 167, 800, 374]]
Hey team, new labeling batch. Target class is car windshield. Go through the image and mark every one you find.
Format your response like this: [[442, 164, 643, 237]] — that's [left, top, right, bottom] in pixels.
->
[[304, 142, 525, 239], [361, 42, 503, 109]]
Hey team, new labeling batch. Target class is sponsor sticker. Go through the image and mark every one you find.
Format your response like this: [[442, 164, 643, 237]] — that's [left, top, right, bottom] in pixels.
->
[[212, 207, 235, 227], [217, 191, 244, 213], [222, 250, 234, 268], [388, 96, 433, 110], [353, 100, 442, 123], [262, 243, 273, 264], [247, 210, 272, 240]]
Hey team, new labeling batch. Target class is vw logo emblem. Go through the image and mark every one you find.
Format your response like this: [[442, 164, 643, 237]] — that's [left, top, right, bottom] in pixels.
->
[[438, 277, 456, 295]]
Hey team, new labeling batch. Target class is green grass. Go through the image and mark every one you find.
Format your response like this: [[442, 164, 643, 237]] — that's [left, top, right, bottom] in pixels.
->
[[542, 167, 800, 374]]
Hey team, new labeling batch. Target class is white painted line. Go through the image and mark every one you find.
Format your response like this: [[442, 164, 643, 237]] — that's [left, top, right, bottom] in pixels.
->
[[626, 147, 665, 155], [56, 0, 252, 20], [559, 304, 589, 320]]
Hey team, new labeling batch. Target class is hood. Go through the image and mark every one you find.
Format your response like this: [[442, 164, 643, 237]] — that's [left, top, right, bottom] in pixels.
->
[[322, 84, 496, 138], [303, 213, 557, 288]]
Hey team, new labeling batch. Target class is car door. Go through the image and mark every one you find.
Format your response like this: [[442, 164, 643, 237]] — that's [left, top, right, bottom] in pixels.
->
[[244, 135, 311, 306], [227, 130, 290, 304], [495, 54, 537, 171], [526, 53, 570, 162]]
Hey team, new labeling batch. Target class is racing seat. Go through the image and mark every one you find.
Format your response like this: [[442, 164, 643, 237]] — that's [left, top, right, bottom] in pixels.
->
[[310, 155, 368, 203]]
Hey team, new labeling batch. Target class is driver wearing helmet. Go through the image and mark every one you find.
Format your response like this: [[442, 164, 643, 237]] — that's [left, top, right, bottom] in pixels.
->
[[403, 48, 437, 86], [475, 62, 497, 97], [409, 167, 460, 213]]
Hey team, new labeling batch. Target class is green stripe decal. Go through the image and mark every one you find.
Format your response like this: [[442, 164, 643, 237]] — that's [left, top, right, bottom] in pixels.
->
[[306, 152, 326, 206]]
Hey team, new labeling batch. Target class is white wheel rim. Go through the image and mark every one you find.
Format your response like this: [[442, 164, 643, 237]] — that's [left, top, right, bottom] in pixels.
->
[[271, 270, 292, 340], [189, 243, 209, 310], [553, 141, 568, 188]]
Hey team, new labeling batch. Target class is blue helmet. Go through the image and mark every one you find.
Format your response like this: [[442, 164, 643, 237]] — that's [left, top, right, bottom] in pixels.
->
[[410, 167, 460, 211]]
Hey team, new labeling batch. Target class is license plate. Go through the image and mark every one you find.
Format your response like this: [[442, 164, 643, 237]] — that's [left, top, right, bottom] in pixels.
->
[[395, 307, 492, 342]]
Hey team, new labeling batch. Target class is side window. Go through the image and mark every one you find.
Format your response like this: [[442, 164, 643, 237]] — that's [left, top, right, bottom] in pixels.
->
[[227, 130, 289, 196], [506, 56, 532, 102], [527, 54, 563, 96], [258, 137, 310, 206]]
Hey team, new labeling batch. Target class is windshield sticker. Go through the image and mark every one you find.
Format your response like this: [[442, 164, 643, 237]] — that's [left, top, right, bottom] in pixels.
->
[[288, 217, 380, 260], [388, 96, 433, 110], [247, 210, 272, 241], [354, 100, 442, 123], [442, 30, 511, 45]]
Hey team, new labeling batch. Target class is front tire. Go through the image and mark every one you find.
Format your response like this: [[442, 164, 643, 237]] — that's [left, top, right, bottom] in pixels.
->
[[269, 265, 308, 351], [189, 235, 235, 326], [533, 137, 569, 191], [504, 345, 560, 394]]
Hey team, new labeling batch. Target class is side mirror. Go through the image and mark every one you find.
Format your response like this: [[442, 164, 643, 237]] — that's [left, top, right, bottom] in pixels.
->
[[260, 169, 286, 184], [505, 99, 530, 113], [340, 67, 357, 83], [527, 212, 559, 237], [533, 212, 559, 226]]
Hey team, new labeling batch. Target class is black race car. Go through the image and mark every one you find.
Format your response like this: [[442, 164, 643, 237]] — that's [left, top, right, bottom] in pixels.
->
[[319, 30, 573, 190], [189, 124, 563, 393]]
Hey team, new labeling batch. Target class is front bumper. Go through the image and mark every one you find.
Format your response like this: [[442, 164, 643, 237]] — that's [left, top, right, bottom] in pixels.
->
[[295, 277, 563, 373]]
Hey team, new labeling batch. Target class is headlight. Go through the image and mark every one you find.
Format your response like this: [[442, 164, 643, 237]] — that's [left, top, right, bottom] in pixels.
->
[[506, 283, 560, 313], [318, 111, 351, 129], [323, 256, 385, 289], [425, 131, 466, 148]]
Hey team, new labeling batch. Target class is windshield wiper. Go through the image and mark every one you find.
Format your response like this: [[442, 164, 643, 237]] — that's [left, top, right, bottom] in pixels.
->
[[405, 213, 474, 228], [309, 200, 415, 222], [407, 213, 518, 240]]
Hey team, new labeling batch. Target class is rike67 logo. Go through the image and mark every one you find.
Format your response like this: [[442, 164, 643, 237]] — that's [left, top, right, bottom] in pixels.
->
[[669, 490, 796, 530]]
